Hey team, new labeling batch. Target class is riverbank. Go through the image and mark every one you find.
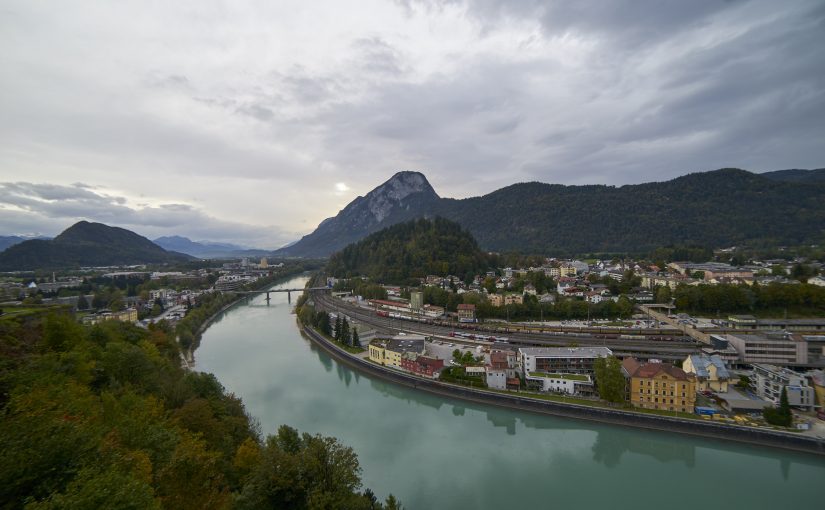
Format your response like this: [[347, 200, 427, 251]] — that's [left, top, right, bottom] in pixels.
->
[[184, 269, 311, 362], [300, 323, 825, 457]]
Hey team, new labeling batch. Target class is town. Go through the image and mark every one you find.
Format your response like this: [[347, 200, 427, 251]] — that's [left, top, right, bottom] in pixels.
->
[[300, 253, 825, 436]]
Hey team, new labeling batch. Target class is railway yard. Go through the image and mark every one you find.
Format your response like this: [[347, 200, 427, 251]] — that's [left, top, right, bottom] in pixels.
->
[[310, 290, 702, 361]]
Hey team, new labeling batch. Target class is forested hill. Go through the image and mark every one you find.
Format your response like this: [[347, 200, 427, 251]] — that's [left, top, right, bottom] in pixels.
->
[[433, 168, 825, 255], [281, 167, 825, 257], [0, 221, 192, 270], [326, 217, 491, 283], [760, 168, 825, 183]]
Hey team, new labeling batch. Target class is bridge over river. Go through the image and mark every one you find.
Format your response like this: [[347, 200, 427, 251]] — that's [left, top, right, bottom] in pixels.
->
[[229, 286, 329, 303]]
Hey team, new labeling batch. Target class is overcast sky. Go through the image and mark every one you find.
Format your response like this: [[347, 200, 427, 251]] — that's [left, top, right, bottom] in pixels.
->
[[1, 0, 823, 248]]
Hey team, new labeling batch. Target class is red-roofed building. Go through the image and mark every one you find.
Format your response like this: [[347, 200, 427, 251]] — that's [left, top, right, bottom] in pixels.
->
[[400, 355, 444, 378], [623, 357, 697, 413]]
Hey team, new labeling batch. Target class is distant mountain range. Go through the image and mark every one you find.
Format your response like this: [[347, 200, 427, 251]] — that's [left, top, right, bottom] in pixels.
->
[[0, 235, 51, 252], [760, 168, 825, 183], [276, 167, 825, 257], [153, 236, 270, 259], [0, 222, 192, 271]]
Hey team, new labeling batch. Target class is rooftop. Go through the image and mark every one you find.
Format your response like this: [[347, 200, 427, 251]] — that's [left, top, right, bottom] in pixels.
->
[[519, 347, 612, 358], [687, 354, 730, 380]]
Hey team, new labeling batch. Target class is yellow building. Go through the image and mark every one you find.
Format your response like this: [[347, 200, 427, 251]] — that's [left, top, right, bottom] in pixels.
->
[[488, 294, 504, 307], [682, 354, 730, 392], [368, 341, 387, 365], [623, 358, 696, 413], [559, 266, 577, 277], [369, 336, 426, 369], [504, 294, 523, 305], [82, 307, 138, 325]]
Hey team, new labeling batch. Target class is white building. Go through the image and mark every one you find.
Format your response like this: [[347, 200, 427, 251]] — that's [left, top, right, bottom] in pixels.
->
[[752, 364, 814, 410], [525, 372, 593, 395]]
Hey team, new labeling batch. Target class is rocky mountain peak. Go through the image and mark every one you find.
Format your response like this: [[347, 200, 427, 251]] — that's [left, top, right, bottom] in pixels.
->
[[364, 171, 439, 223]]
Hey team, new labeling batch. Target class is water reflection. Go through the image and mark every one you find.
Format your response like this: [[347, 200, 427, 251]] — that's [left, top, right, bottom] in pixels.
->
[[195, 275, 825, 510], [591, 430, 696, 468]]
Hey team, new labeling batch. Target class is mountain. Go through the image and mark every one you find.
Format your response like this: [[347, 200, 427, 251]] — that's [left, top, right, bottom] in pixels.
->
[[0, 235, 51, 252], [761, 168, 825, 183], [0, 221, 192, 271], [283, 167, 825, 257], [275, 171, 441, 257], [326, 217, 490, 283], [153, 235, 267, 259], [435, 168, 825, 254]]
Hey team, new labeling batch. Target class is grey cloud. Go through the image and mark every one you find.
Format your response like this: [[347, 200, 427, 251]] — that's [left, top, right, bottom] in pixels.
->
[[0, 182, 294, 248], [352, 37, 405, 77], [1, 0, 823, 239]]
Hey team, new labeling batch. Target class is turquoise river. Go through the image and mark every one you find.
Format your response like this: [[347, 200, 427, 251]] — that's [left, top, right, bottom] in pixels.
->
[[194, 276, 825, 509]]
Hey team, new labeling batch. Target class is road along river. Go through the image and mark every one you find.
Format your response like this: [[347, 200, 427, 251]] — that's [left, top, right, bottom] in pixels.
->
[[195, 276, 825, 510]]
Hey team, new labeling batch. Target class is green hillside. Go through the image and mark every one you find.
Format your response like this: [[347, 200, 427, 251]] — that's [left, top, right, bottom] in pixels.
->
[[435, 168, 825, 255], [326, 217, 491, 283]]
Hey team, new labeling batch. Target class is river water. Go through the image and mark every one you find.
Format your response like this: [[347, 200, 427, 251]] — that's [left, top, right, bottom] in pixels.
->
[[195, 276, 825, 509]]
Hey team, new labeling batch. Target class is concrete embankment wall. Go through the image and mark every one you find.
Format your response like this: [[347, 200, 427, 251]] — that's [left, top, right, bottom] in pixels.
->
[[301, 324, 825, 457]]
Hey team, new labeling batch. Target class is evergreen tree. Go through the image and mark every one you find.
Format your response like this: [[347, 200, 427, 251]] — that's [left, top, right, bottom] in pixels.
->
[[779, 386, 792, 423], [351, 327, 360, 347], [318, 312, 332, 336], [76, 294, 89, 310], [334, 315, 342, 341], [340, 317, 351, 345]]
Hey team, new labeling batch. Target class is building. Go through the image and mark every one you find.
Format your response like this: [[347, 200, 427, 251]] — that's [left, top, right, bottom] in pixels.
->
[[488, 294, 504, 307], [215, 275, 245, 291], [727, 316, 825, 332], [623, 358, 697, 413], [457, 303, 477, 323], [399, 354, 443, 378], [410, 291, 424, 312], [504, 294, 523, 306], [682, 354, 730, 392], [485, 350, 519, 390], [556, 277, 577, 294], [809, 276, 825, 287], [810, 370, 825, 409], [421, 304, 445, 318], [526, 371, 593, 395], [81, 307, 138, 325], [752, 364, 814, 410], [721, 331, 812, 365], [368, 336, 426, 368], [559, 265, 577, 277], [519, 347, 612, 377]]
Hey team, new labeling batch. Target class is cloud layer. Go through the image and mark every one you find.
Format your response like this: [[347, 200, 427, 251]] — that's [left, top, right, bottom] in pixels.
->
[[1, 0, 822, 245]]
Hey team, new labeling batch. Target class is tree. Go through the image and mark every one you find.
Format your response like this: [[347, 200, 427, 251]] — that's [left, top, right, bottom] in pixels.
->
[[334, 316, 342, 341], [76, 294, 89, 311], [385, 494, 403, 510], [340, 317, 351, 345], [317, 311, 332, 336], [763, 387, 793, 427], [594, 356, 626, 404], [351, 327, 360, 347]]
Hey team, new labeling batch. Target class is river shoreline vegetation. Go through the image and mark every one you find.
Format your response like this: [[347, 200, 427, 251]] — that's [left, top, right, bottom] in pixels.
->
[[0, 308, 400, 508]]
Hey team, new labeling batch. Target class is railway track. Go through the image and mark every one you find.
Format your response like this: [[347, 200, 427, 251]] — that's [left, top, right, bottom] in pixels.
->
[[311, 291, 701, 361]]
